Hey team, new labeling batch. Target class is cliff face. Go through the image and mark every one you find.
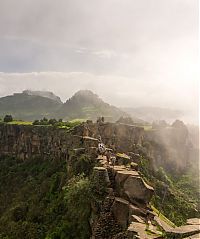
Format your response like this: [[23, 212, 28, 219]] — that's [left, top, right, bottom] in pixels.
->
[[0, 121, 195, 174], [0, 122, 199, 239], [144, 125, 195, 172], [0, 123, 144, 160]]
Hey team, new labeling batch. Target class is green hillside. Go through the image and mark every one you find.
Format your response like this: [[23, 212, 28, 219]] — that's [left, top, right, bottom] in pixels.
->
[[56, 90, 126, 121], [0, 92, 62, 121], [0, 90, 127, 122]]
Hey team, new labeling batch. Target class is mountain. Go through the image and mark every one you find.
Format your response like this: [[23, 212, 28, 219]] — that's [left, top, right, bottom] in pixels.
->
[[0, 91, 62, 121], [55, 90, 127, 121], [0, 90, 127, 122], [122, 106, 183, 123], [23, 90, 62, 103]]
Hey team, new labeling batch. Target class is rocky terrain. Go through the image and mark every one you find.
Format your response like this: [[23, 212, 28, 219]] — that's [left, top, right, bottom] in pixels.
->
[[0, 120, 199, 238]]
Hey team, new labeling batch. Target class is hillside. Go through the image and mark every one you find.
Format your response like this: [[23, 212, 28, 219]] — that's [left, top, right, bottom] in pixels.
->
[[55, 90, 127, 121], [23, 90, 62, 103], [0, 91, 62, 121], [0, 90, 128, 122]]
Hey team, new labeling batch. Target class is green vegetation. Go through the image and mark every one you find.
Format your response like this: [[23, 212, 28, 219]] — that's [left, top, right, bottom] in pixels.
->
[[1, 116, 83, 130], [0, 92, 62, 121], [7, 120, 32, 125], [3, 115, 13, 123], [0, 90, 125, 122], [0, 155, 99, 239], [138, 154, 200, 226], [151, 205, 175, 228], [0, 149, 107, 239], [32, 118, 83, 130], [143, 125, 154, 131]]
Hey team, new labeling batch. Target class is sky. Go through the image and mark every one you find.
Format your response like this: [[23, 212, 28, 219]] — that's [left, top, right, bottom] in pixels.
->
[[0, 0, 199, 123]]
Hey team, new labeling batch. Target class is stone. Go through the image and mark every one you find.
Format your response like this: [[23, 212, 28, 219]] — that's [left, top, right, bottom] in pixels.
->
[[115, 170, 139, 185], [184, 233, 200, 239], [128, 222, 161, 239], [129, 204, 146, 218], [124, 176, 154, 204], [116, 153, 131, 165], [155, 216, 200, 238], [187, 218, 200, 225], [111, 197, 130, 229], [93, 167, 110, 185], [130, 215, 145, 224]]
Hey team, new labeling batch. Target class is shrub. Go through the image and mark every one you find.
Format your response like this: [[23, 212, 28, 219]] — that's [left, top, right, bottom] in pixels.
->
[[3, 115, 13, 122], [63, 175, 91, 238], [48, 119, 57, 126], [33, 120, 40, 125]]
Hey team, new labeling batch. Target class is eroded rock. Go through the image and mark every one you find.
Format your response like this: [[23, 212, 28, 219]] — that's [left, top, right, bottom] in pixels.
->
[[124, 176, 154, 204], [112, 197, 130, 229]]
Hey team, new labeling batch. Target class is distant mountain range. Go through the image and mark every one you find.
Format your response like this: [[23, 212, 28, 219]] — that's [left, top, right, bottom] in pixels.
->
[[0, 90, 127, 121], [0, 89, 184, 123], [122, 107, 183, 123]]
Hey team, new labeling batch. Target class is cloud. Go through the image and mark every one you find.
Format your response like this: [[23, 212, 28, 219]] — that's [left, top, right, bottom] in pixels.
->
[[0, 0, 198, 123], [0, 0, 198, 73], [92, 50, 117, 59]]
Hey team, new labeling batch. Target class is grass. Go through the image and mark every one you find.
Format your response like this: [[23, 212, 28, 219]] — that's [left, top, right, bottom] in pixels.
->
[[143, 125, 154, 131], [7, 120, 33, 125], [69, 118, 86, 123], [116, 152, 130, 159], [151, 205, 176, 228]]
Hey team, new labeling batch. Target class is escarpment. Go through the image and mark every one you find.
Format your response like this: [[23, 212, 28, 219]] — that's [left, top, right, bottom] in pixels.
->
[[0, 121, 199, 239], [0, 122, 144, 160]]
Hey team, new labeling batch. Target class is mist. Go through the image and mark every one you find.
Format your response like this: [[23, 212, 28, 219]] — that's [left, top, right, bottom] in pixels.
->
[[0, 0, 198, 124]]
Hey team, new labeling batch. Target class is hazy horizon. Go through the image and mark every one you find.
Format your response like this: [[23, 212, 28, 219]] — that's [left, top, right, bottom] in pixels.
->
[[0, 0, 198, 124]]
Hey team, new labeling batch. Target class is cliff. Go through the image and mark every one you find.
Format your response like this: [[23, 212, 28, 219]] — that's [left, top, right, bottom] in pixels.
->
[[0, 122, 144, 160], [0, 122, 199, 239]]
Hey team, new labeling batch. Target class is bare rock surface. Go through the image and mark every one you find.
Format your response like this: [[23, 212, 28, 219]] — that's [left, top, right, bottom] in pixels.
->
[[187, 218, 200, 226], [155, 216, 200, 238], [111, 197, 130, 229], [123, 176, 154, 204]]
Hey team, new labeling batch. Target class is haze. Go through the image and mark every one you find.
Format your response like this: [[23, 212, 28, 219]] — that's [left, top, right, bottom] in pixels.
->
[[0, 0, 198, 123]]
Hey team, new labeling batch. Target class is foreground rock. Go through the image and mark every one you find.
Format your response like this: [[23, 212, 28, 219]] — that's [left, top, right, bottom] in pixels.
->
[[111, 166, 154, 205]]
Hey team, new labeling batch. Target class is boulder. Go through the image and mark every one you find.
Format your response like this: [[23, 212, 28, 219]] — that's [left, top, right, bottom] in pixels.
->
[[111, 197, 130, 229], [187, 218, 200, 225], [124, 176, 154, 204], [115, 170, 139, 185], [130, 215, 145, 224]]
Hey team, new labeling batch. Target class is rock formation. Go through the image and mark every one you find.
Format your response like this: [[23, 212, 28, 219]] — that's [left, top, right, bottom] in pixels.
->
[[0, 121, 199, 239]]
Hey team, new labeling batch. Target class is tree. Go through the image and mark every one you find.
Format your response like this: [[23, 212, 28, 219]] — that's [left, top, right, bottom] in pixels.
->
[[3, 115, 13, 123], [48, 119, 57, 126], [33, 120, 40, 125]]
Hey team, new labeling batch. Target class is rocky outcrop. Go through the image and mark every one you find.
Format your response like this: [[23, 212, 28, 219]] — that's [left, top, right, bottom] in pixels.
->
[[111, 166, 154, 205], [144, 124, 193, 171], [73, 122, 144, 152], [0, 122, 143, 160], [111, 198, 130, 229], [93, 158, 155, 239], [0, 124, 98, 160]]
